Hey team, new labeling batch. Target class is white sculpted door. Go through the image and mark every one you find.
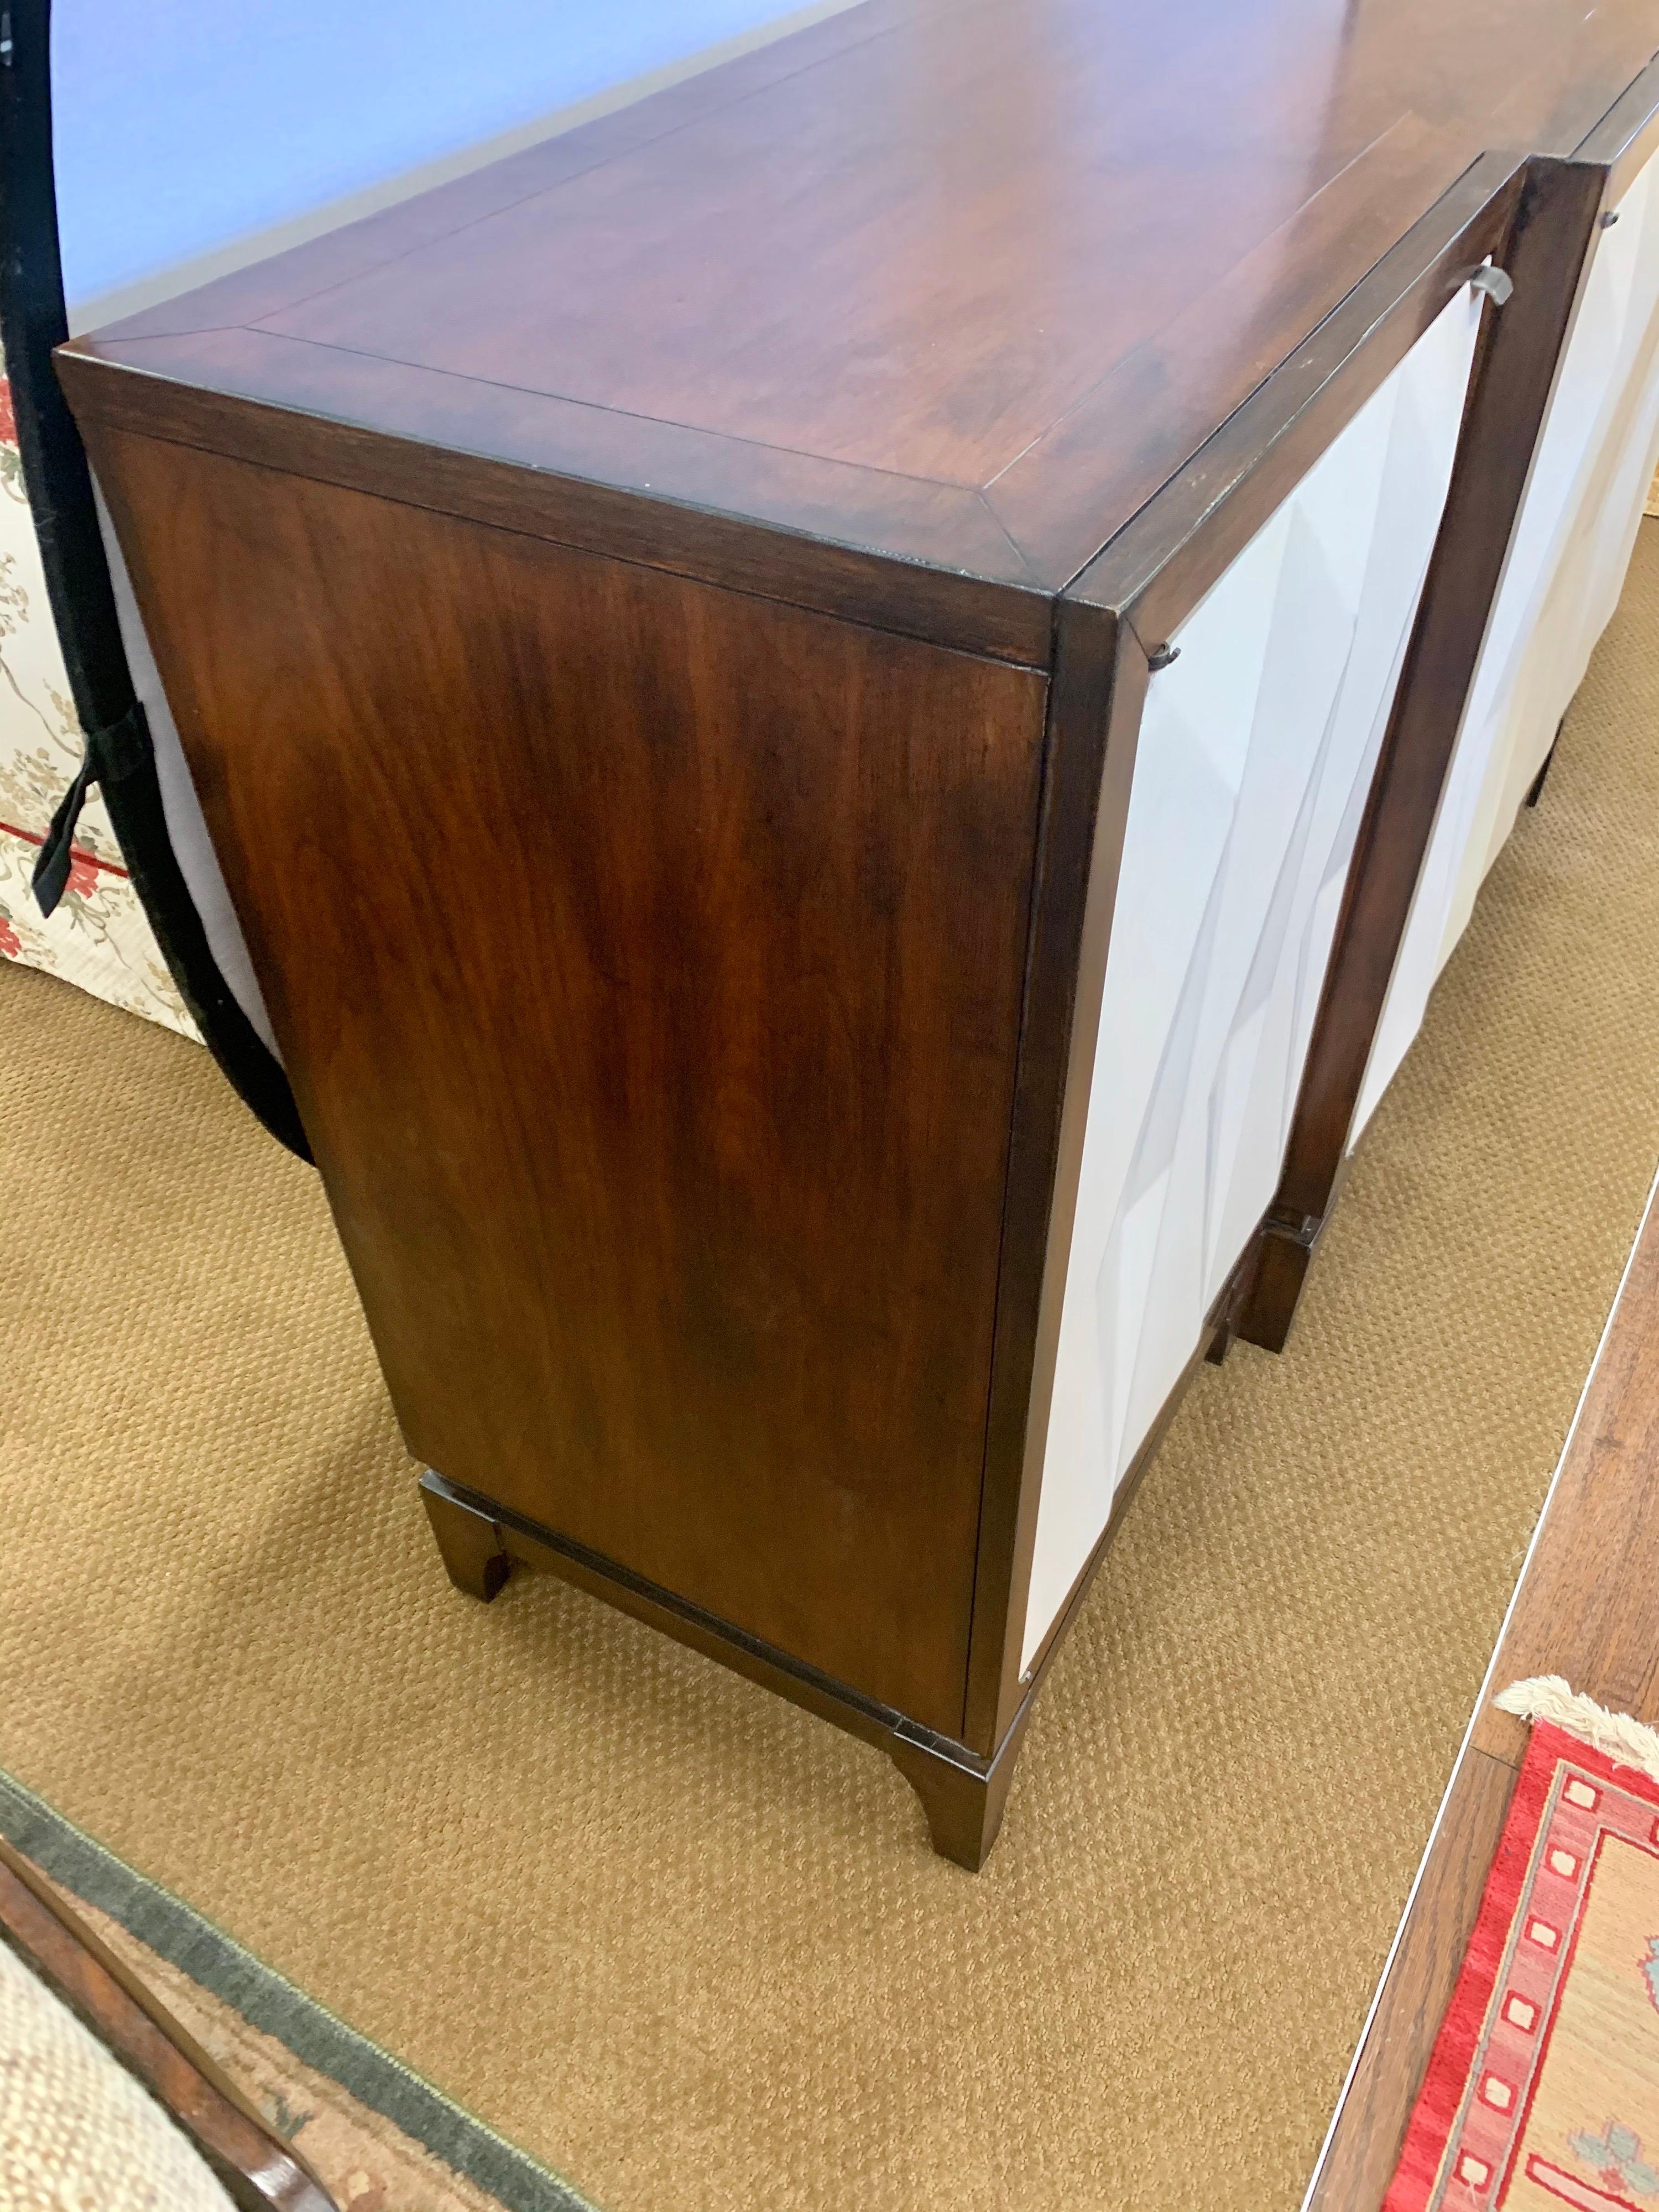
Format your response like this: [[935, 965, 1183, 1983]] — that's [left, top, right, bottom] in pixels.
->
[[1020, 287, 1484, 1667], [1358, 149, 1659, 1138]]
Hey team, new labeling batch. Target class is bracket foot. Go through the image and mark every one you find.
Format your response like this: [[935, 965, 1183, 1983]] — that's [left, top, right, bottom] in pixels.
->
[[886, 1697, 1035, 1871], [420, 1469, 512, 1601]]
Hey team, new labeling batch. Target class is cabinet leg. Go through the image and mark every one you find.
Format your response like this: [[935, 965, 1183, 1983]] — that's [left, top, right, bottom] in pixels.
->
[[419, 1469, 511, 1601], [886, 1698, 1034, 1871], [1237, 1211, 1319, 1354]]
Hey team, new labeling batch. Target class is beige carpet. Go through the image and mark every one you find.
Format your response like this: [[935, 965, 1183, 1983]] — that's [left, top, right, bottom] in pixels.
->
[[6, 531, 1659, 2212]]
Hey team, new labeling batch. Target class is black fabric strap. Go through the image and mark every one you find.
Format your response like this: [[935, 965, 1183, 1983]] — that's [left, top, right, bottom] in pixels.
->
[[0, 0, 310, 1161], [30, 753, 92, 916], [30, 702, 148, 917]]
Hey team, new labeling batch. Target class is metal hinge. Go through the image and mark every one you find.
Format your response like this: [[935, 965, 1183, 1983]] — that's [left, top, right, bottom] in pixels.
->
[[1471, 264, 1514, 307]]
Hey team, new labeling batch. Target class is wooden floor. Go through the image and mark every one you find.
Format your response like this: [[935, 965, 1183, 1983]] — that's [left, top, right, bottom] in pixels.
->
[[1305, 1164, 1659, 2209]]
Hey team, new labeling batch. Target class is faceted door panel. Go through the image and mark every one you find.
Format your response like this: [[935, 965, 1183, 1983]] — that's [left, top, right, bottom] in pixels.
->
[[1357, 148, 1659, 1138], [1020, 288, 1483, 1666]]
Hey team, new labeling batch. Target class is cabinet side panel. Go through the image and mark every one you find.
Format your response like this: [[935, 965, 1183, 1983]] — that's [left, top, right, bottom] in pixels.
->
[[1020, 288, 1482, 1667], [1357, 143, 1659, 1139], [93, 430, 1048, 1734]]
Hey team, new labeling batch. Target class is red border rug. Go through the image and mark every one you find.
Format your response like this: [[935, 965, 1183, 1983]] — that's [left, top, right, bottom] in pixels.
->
[[1385, 1716, 1659, 2211]]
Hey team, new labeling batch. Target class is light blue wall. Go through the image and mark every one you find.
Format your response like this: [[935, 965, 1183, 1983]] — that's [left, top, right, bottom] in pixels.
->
[[52, 0, 810, 306]]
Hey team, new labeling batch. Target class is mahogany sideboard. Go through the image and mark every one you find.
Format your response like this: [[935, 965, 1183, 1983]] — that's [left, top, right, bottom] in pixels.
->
[[53, 0, 1659, 1866]]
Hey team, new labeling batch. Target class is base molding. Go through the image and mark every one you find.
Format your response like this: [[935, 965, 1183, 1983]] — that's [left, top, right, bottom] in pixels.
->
[[415, 1469, 1036, 1871], [416, 1216, 1282, 1866]]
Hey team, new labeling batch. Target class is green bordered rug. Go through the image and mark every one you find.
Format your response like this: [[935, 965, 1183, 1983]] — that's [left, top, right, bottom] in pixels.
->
[[0, 1768, 599, 2212]]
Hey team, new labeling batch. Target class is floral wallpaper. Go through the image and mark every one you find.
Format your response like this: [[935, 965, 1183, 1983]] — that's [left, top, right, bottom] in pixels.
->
[[0, 338, 197, 1038]]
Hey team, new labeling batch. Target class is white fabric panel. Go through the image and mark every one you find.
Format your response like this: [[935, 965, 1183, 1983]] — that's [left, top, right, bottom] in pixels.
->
[[1357, 148, 1659, 1138], [1020, 287, 1483, 1667], [93, 489, 283, 1061]]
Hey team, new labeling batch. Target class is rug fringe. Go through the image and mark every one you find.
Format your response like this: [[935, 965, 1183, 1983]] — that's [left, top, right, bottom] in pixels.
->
[[1494, 1676, 1659, 1785]]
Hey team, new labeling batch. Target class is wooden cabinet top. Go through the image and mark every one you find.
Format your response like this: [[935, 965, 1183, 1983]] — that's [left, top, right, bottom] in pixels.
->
[[61, 0, 1659, 648]]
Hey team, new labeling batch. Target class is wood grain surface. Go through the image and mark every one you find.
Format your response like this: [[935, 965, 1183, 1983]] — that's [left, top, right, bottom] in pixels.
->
[[54, 0, 1659, 1825], [90, 424, 1048, 1736], [59, 0, 1659, 599]]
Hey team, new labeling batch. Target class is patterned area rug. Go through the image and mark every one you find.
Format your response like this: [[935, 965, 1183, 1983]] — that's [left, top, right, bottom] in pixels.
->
[[1386, 1687, 1659, 2210]]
